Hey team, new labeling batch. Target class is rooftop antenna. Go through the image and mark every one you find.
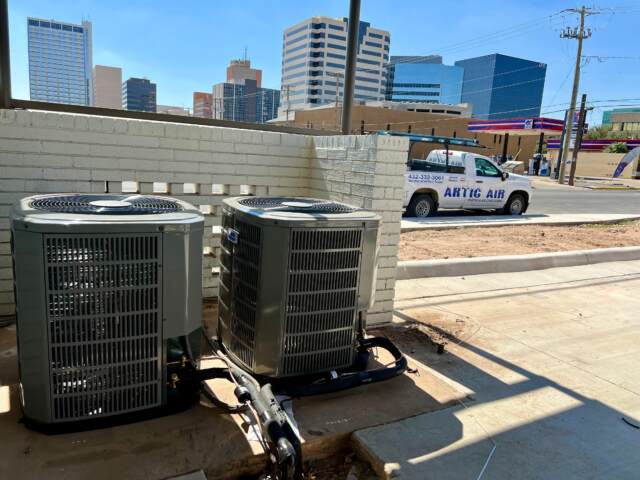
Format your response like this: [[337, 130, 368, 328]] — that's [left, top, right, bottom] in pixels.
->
[[243, 46, 248, 61]]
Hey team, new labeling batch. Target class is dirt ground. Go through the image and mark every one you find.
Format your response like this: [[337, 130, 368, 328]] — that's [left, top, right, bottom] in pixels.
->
[[399, 220, 640, 261], [303, 453, 378, 480]]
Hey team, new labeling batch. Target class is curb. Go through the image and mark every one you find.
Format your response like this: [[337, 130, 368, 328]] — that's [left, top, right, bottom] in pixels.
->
[[400, 215, 640, 232], [396, 246, 640, 279]]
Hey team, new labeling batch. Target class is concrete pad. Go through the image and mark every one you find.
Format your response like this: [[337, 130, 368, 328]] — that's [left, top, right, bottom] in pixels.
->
[[401, 213, 640, 232], [0, 312, 467, 480], [354, 260, 640, 479]]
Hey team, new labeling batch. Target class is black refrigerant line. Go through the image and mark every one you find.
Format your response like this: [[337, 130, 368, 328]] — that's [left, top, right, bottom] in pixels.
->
[[178, 331, 408, 480]]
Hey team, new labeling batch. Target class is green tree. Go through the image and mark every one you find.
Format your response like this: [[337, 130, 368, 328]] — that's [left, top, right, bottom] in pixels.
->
[[586, 125, 610, 139], [605, 142, 628, 153]]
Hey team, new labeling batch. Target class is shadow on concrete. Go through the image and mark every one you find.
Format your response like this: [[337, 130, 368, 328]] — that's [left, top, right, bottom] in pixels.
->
[[363, 311, 640, 479], [0, 305, 465, 480]]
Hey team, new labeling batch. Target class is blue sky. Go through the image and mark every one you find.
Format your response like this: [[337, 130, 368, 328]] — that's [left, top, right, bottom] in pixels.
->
[[8, 0, 640, 123]]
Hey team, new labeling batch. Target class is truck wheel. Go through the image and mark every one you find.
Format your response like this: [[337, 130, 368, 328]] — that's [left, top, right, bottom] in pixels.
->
[[503, 193, 526, 215], [408, 194, 437, 218]]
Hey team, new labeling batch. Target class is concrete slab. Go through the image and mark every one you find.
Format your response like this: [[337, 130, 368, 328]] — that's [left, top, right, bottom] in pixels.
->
[[0, 307, 467, 480], [401, 213, 640, 232], [354, 260, 640, 479]]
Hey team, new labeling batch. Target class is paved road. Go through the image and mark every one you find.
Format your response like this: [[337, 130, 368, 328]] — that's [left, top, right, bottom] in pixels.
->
[[529, 186, 640, 214], [426, 186, 640, 217]]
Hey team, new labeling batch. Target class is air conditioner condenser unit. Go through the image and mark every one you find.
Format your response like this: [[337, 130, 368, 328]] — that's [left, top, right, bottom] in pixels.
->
[[11, 194, 204, 426], [218, 196, 380, 379]]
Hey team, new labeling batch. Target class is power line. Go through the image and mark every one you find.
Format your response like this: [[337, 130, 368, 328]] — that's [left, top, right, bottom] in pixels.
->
[[388, 11, 566, 64]]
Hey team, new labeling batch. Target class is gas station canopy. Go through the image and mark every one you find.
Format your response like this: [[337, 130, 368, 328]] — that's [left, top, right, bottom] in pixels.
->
[[467, 117, 564, 136]]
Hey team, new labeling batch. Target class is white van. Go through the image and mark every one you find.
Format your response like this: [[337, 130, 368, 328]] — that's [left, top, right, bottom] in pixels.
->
[[404, 149, 533, 217]]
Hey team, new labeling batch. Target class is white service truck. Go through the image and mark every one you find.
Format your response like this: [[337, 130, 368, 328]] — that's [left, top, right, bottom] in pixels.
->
[[404, 149, 533, 217]]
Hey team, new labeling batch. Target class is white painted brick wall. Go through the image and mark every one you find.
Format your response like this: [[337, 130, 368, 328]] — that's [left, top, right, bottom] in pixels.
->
[[0, 110, 408, 325], [310, 134, 409, 325]]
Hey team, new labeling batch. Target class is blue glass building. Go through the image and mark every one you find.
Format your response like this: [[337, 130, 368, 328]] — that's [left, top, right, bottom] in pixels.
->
[[27, 18, 93, 105], [122, 78, 157, 112], [256, 88, 281, 123], [385, 56, 463, 105], [455, 54, 546, 119], [213, 80, 280, 123]]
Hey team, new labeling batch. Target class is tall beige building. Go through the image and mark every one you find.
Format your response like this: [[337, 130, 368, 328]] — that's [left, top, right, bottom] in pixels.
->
[[92, 65, 122, 109]]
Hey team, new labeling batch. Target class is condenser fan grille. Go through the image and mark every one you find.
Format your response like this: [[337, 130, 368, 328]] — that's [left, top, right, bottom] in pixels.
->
[[44, 233, 163, 421], [30, 195, 183, 215], [238, 197, 356, 214]]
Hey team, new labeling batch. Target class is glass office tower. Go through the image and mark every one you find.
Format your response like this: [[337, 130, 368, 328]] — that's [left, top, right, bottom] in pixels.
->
[[455, 54, 546, 119], [122, 78, 157, 112], [27, 18, 93, 106], [385, 55, 464, 104], [212, 81, 280, 123]]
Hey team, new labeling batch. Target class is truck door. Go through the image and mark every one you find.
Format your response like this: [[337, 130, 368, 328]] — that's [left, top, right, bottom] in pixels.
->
[[441, 158, 467, 208], [465, 157, 506, 208]]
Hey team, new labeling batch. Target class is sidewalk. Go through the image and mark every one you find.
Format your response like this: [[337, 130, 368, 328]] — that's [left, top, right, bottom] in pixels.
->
[[355, 260, 640, 479], [401, 212, 640, 231]]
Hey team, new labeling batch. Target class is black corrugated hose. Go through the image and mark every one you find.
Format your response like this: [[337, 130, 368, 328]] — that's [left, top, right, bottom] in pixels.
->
[[269, 336, 408, 397], [182, 333, 407, 480]]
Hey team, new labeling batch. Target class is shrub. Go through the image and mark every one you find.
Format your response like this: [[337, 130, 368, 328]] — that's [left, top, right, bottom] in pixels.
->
[[605, 142, 628, 153]]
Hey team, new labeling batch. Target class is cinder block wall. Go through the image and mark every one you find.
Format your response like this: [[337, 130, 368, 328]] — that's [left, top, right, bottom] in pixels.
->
[[0, 109, 408, 324], [310, 135, 408, 324]]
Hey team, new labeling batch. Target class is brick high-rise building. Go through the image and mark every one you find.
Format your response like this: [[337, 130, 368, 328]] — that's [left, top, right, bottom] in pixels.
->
[[226, 59, 262, 87], [193, 91, 213, 118], [211, 59, 279, 123]]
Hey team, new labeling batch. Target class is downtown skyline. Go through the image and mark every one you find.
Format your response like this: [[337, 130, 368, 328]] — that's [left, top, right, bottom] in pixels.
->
[[7, 0, 640, 124]]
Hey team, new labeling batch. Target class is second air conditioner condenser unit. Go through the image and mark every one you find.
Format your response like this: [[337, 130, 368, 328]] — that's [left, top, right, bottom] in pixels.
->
[[218, 196, 380, 379]]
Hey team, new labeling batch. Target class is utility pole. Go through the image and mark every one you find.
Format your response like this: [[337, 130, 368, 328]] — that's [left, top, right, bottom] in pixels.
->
[[557, 6, 595, 184], [554, 109, 569, 178], [328, 71, 344, 130], [335, 77, 340, 129], [0, 0, 11, 109], [568, 94, 589, 186], [341, 0, 361, 135], [283, 84, 291, 127]]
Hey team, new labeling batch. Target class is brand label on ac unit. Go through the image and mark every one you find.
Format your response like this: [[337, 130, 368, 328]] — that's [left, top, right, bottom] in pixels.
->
[[227, 228, 239, 244]]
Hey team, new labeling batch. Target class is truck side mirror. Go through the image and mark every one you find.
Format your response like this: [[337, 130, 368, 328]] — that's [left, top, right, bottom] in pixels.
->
[[502, 171, 509, 181]]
